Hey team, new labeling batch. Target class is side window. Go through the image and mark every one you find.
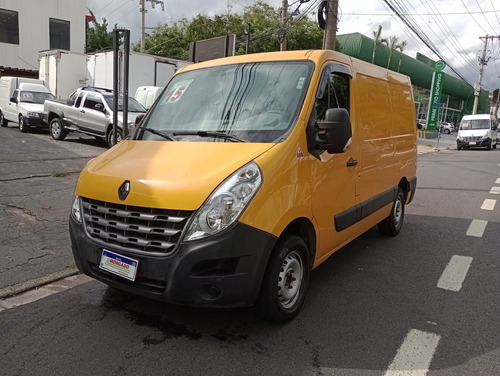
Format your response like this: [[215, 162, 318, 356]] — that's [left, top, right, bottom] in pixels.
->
[[11, 90, 18, 101], [83, 93, 104, 111], [314, 71, 350, 121], [75, 92, 84, 108]]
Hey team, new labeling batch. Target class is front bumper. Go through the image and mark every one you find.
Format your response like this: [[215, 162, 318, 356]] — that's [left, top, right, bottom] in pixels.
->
[[69, 217, 277, 308], [457, 137, 491, 148], [24, 115, 46, 128]]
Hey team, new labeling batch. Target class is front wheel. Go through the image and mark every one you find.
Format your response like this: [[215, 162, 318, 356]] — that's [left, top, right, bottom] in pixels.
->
[[19, 116, 28, 133], [378, 188, 405, 236], [50, 118, 67, 140], [254, 235, 310, 324]]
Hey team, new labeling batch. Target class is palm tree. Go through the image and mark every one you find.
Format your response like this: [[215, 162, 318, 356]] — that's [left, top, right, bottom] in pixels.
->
[[381, 36, 407, 70], [372, 25, 383, 64]]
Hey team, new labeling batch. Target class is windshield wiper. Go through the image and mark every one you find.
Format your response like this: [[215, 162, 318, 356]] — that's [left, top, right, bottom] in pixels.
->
[[172, 131, 247, 143], [142, 127, 175, 141]]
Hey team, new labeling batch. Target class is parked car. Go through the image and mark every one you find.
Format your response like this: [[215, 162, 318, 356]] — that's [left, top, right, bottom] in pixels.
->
[[437, 121, 454, 134], [43, 87, 146, 147], [417, 119, 427, 129], [1, 83, 54, 132]]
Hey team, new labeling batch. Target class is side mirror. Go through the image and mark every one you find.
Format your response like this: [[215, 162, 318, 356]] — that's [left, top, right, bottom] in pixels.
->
[[135, 113, 145, 125], [10, 97, 18, 104], [315, 108, 352, 154]]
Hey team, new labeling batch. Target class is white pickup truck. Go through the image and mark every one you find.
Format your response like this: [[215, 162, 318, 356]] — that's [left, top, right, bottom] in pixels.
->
[[43, 87, 146, 147]]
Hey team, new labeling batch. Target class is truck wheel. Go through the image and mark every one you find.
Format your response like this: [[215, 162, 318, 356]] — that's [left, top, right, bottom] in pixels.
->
[[254, 235, 310, 324], [19, 115, 28, 133], [107, 128, 122, 148], [378, 188, 405, 236], [50, 118, 67, 140], [487, 141, 492, 150], [0, 112, 7, 127]]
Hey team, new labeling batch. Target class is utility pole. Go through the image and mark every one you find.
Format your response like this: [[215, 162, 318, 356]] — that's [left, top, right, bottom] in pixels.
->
[[140, 0, 165, 53], [472, 35, 500, 114], [323, 0, 339, 50], [280, 0, 287, 51]]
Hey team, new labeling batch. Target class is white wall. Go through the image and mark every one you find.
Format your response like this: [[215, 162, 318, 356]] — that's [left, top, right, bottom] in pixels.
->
[[0, 0, 85, 71]]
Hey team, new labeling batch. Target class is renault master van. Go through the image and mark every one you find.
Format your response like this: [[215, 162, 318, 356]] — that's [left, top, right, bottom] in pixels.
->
[[69, 50, 417, 323], [457, 114, 498, 150]]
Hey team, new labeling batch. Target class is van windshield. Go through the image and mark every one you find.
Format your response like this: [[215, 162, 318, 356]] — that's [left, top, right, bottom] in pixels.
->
[[134, 61, 313, 143], [460, 119, 490, 130], [19, 91, 54, 104]]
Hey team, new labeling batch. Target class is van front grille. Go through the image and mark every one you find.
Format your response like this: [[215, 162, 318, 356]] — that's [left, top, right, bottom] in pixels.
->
[[463, 136, 483, 142], [81, 197, 192, 255]]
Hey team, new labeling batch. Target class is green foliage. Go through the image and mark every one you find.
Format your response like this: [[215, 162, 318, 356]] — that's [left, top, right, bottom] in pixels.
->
[[128, 0, 324, 59], [86, 18, 114, 53]]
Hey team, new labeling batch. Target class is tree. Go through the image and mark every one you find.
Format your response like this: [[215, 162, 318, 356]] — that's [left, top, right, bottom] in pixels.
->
[[86, 11, 114, 53], [372, 25, 383, 64], [134, 0, 323, 58], [381, 36, 407, 69]]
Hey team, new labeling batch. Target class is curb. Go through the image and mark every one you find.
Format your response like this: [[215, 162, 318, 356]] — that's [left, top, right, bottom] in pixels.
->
[[0, 267, 80, 299]]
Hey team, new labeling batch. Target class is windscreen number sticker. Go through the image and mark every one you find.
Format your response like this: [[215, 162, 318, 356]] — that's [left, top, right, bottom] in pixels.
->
[[163, 79, 193, 103]]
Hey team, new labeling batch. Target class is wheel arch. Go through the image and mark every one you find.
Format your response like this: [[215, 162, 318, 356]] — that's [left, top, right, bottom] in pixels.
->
[[278, 217, 317, 269]]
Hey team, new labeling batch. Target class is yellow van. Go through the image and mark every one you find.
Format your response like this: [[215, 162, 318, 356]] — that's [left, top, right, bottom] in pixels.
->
[[69, 50, 417, 323]]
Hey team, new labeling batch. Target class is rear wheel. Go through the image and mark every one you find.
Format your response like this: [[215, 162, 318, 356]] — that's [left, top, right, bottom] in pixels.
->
[[106, 128, 122, 148], [19, 115, 28, 133], [0, 112, 7, 127], [50, 118, 67, 140], [254, 235, 310, 324], [378, 188, 405, 236]]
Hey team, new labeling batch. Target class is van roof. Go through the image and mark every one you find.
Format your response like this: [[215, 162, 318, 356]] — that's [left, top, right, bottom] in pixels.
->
[[18, 83, 50, 93], [462, 114, 494, 120]]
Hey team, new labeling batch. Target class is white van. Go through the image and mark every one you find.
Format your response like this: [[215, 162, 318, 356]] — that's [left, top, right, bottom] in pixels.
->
[[0, 76, 47, 128], [457, 114, 498, 150], [2, 83, 54, 132], [134, 86, 163, 110]]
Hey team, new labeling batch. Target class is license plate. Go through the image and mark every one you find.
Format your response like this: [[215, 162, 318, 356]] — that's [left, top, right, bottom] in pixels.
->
[[99, 249, 139, 281]]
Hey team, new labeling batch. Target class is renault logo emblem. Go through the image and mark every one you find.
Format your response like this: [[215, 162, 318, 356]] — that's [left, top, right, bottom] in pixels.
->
[[118, 180, 130, 201]]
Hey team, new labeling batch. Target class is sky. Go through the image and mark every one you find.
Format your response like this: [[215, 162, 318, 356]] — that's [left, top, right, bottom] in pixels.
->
[[85, 0, 500, 92]]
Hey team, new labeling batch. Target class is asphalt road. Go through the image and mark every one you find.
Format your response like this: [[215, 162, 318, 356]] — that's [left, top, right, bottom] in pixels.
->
[[0, 127, 499, 375]]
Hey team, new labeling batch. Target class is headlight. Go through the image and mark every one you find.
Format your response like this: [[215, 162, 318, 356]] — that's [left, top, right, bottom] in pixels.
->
[[27, 112, 39, 117], [71, 196, 82, 223], [185, 161, 262, 241], [127, 121, 136, 132]]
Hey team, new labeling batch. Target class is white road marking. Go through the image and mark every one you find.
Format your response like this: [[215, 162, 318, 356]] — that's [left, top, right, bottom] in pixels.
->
[[490, 187, 500, 195], [466, 219, 487, 237], [481, 199, 496, 211], [437, 255, 473, 292], [496, 178, 500, 184], [385, 329, 441, 376]]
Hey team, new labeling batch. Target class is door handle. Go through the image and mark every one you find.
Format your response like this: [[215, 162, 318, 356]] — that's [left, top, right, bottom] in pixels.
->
[[347, 159, 358, 167], [80, 109, 85, 113]]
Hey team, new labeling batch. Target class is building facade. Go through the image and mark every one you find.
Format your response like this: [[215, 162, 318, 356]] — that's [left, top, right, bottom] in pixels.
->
[[0, 0, 85, 77]]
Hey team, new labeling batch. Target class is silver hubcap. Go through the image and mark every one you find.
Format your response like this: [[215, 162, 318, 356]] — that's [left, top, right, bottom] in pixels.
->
[[277, 250, 303, 309], [51, 122, 60, 138], [394, 198, 403, 227]]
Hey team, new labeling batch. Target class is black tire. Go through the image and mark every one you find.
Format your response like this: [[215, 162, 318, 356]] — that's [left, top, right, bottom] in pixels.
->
[[106, 128, 122, 148], [457, 144, 462, 150], [444, 129, 450, 134], [487, 140, 492, 151], [0, 112, 7, 127], [493, 143, 497, 149], [19, 115, 28, 133], [254, 235, 310, 324], [378, 188, 405, 236], [50, 118, 67, 140]]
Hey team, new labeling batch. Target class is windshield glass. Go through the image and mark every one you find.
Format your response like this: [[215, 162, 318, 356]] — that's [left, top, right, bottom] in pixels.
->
[[19, 91, 54, 104], [460, 119, 490, 130], [104, 95, 146, 113], [134, 61, 313, 143]]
